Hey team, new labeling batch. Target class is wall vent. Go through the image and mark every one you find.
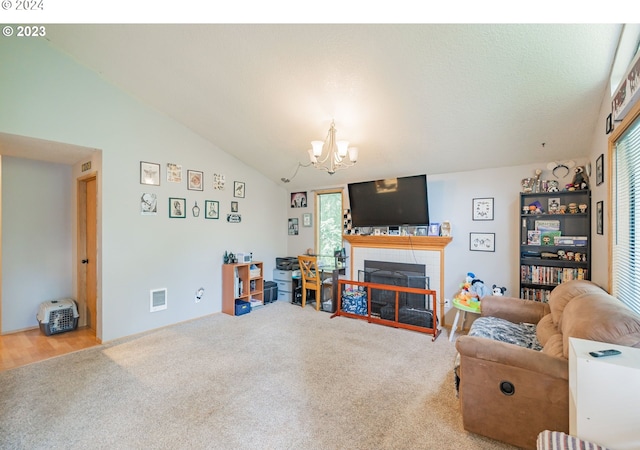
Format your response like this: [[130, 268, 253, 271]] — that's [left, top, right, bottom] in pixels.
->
[[150, 288, 167, 312]]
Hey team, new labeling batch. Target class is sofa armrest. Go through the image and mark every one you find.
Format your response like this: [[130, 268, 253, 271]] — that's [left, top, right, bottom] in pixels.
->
[[481, 295, 551, 324], [456, 335, 567, 380]]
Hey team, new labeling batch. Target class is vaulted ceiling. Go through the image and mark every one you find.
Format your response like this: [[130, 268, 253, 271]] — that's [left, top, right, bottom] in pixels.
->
[[34, 24, 625, 189]]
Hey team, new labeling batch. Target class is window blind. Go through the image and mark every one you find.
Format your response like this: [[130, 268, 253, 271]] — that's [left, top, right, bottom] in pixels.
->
[[612, 117, 640, 314]]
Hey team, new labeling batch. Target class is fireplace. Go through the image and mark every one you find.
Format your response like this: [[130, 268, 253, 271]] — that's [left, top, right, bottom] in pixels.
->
[[360, 260, 429, 315]]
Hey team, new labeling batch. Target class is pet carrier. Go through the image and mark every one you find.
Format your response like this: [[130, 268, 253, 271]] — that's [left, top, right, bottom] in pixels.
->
[[36, 298, 79, 335]]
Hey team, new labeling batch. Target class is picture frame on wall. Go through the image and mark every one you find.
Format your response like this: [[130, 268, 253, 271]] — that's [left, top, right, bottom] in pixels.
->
[[234, 181, 245, 198], [469, 232, 495, 252], [288, 218, 299, 235], [231, 201, 238, 213], [187, 170, 204, 191], [291, 191, 307, 208], [140, 161, 160, 186], [169, 197, 186, 218], [596, 154, 604, 186], [597, 201, 604, 235], [472, 197, 494, 221], [205, 200, 219, 219]]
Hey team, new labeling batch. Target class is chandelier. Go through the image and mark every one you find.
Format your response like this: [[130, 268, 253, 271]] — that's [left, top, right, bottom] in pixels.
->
[[307, 120, 358, 175]]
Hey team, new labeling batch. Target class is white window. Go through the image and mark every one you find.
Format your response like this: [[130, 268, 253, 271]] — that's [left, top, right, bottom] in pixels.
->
[[315, 189, 343, 268], [612, 107, 640, 314]]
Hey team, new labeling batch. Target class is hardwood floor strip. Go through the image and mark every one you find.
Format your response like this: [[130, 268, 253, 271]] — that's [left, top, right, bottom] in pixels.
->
[[0, 327, 98, 371]]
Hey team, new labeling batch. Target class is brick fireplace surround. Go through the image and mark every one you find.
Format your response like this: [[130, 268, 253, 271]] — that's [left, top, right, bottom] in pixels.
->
[[343, 235, 453, 327]]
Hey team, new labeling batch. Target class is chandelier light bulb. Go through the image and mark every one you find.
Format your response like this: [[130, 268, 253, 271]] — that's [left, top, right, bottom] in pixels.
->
[[311, 140, 324, 157]]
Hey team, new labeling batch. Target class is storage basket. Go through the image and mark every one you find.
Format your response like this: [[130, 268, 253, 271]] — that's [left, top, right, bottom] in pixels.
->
[[36, 298, 79, 336]]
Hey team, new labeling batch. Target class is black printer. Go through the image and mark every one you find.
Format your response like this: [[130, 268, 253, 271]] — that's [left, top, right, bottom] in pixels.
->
[[276, 257, 299, 271]]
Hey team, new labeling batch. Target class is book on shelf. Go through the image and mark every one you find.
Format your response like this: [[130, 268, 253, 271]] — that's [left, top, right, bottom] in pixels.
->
[[520, 265, 588, 285], [554, 236, 588, 246], [535, 220, 560, 232]]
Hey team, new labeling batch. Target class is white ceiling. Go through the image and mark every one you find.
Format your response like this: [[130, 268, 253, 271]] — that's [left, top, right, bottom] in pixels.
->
[[6, 24, 626, 190]]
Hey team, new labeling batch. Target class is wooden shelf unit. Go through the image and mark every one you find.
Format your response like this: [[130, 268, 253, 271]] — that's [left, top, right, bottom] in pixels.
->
[[222, 262, 264, 315]]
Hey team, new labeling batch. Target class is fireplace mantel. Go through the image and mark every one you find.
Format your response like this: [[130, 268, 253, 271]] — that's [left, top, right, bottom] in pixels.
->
[[342, 234, 453, 327], [343, 235, 452, 251]]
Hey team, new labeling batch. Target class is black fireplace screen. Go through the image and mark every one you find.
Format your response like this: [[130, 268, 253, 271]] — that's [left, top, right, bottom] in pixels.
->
[[359, 260, 430, 315]]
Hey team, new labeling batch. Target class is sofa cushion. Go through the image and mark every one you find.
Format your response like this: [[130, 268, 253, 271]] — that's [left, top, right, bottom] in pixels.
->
[[468, 316, 542, 350], [548, 280, 604, 330], [541, 333, 564, 358], [561, 292, 640, 358], [536, 314, 558, 346]]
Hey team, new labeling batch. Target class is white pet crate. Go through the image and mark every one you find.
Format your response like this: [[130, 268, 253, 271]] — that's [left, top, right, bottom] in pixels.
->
[[36, 298, 79, 336]]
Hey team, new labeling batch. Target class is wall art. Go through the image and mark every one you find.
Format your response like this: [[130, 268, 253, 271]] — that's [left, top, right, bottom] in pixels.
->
[[140, 193, 158, 215], [234, 181, 245, 198], [169, 197, 186, 218], [187, 170, 204, 191], [140, 161, 160, 186], [205, 200, 219, 219], [472, 197, 494, 221], [291, 191, 307, 208], [288, 218, 299, 235], [596, 154, 604, 186], [303, 213, 312, 227], [469, 232, 495, 252], [167, 163, 182, 183], [213, 173, 225, 190], [597, 201, 604, 235]]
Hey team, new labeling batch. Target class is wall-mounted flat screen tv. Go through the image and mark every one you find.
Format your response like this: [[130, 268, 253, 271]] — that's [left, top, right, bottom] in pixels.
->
[[347, 174, 429, 228]]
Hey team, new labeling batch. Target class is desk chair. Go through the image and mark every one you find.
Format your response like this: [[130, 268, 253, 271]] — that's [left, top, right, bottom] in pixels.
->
[[298, 255, 322, 310]]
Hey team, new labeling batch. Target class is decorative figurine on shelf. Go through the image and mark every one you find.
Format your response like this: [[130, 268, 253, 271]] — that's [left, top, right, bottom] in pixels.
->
[[223, 251, 229, 264], [579, 203, 588, 213], [440, 221, 452, 237], [571, 166, 590, 190], [492, 285, 507, 296]]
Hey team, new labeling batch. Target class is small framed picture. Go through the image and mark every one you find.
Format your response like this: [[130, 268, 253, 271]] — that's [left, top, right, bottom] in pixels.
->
[[140, 161, 160, 186], [472, 197, 494, 221], [428, 223, 440, 236], [140, 193, 158, 215], [288, 218, 299, 235], [415, 226, 427, 236], [597, 201, 604, 235], [205, 200, 219, 219], [303, 213, 312, 227], [596, 154, 604, 186], [187, 170, 204, 191], [231, 201, 238, 213], [291, 192, 307, 208], [469, 232, 495, 252], [169, 197, 186, 218], [548, 197, 561, 213], [234, 181, 245, 198]]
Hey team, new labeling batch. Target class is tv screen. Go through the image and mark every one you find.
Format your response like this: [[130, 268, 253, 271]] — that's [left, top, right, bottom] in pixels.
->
[[347, 174, 430, 228]]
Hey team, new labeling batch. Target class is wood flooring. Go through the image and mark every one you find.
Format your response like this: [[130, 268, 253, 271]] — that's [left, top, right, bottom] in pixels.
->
[[0, 326, 99, 371]]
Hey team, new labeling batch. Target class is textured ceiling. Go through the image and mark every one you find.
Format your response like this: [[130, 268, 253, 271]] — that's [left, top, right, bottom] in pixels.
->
[[20, 24, 626, 189]]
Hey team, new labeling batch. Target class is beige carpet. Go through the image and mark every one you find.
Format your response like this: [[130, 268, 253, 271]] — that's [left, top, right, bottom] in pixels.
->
[[0, 301, 516, 449]]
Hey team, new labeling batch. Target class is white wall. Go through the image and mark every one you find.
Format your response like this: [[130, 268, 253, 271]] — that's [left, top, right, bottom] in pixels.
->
[[0, 38, 288, 341], [1, 157, 73, 332]]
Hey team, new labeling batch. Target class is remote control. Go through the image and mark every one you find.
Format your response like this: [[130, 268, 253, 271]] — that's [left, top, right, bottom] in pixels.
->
[[589, 349, 622, 358]]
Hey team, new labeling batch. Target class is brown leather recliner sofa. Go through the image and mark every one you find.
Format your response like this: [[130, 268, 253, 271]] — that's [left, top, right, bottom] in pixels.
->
[[455, 280, 640, 449]]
